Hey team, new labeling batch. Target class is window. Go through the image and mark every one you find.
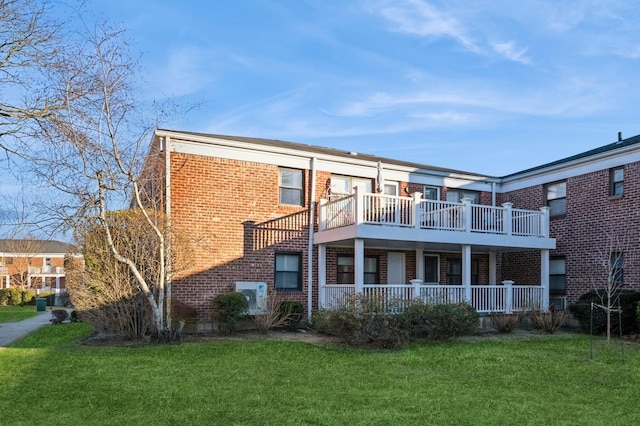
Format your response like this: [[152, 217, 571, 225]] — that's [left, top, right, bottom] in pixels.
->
[[610, 167, 624, 196], [279, 168, 304, 206], [330, 175, 373, 199], [610, 252, 624, 284], [445, 259, 479, 284], [549, 258, 566, 294], [545, 181, 566, 216], [446, 189, 479, 204], [45, 258, 52, 267], [423, 186, 440, 201], [275, 252, 302, 290], [424, 255, 439, 283], [337, 255, 379, 284]]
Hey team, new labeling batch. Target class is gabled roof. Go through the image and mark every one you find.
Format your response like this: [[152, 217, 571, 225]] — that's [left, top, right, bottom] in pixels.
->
[[501, 134, 640, 179], [0, 239, 77, 255], [157, 129, 493, 178]]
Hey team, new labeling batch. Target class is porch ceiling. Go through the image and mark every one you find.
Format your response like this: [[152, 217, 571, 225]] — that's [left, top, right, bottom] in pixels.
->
[[318, 238, 540, 253]]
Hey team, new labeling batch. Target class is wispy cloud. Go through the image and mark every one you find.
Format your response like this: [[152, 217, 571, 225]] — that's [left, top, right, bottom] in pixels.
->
[[491, 41, 531, 64]]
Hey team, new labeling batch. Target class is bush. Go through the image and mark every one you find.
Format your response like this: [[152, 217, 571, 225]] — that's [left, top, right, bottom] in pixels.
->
[[211, 292, 248, 335], [402, 302, 479, 340], [489, 312, 523, 333], [528, 307, 567, 334], [0, 288, 35, 305], [568, 289, 640, 335], [279, 301, 304, 330]]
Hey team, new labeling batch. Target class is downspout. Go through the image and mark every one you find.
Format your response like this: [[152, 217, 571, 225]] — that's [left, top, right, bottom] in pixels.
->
[[164, 136, 173, 329], [307, 157, 317, 322]]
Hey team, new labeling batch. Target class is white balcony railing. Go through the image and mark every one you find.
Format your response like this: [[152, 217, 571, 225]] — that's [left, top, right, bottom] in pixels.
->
[[320, 282, 544, 314], [28, 266, 65, 274], [319, 190, 550, 238]]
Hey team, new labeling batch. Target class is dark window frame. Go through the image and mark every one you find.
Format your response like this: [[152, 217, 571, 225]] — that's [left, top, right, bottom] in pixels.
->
[[549, 257, 566, 295], [279, 168, 304, 206], [545, 181, 567, 216], [274, 252, 302, 291], [610, 251, 624, 285], [337, 254, 379, 284], [610, 167, 624, 196], [445, 258, 479, 285], [424, 254, 440, 283]]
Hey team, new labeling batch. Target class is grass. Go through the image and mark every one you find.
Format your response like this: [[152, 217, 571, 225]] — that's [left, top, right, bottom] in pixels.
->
[[0, 305, 40, 323], [1, 325, 640, 425]]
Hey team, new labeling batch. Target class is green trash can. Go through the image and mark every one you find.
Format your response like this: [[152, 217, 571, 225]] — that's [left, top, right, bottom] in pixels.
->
[[36, 298, 47, 312]]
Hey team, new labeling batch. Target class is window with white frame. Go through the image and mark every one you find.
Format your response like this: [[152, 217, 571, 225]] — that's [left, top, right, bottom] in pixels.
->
[[446, 189, 479, 204], [279, 168, 304, 206], [545, 181, 566, 216], [610, 167, 624, 196], [423, 186, 440, 201], [330, 175, 373, 199]]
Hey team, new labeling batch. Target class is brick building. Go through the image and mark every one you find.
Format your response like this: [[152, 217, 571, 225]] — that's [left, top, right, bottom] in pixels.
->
[[0, 239, 78, 303], [149, 129, 640, 327]]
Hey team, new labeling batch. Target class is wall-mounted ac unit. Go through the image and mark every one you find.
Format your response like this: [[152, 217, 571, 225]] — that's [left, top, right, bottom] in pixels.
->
[[235, 282, 267, 315], [549, 296, 567, 310]]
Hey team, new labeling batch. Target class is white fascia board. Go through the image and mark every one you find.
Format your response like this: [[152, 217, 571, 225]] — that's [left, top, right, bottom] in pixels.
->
[[500, 147, 640, 193], [158, 131, 495, 188]]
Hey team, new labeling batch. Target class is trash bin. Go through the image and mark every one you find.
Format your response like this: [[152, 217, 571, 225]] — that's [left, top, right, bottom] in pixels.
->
[[36, 298, 47, 312]]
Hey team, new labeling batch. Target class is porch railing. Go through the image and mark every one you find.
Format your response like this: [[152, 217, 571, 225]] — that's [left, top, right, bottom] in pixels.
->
[[321, 282, 544, 314], [319, 189, 549, 238]]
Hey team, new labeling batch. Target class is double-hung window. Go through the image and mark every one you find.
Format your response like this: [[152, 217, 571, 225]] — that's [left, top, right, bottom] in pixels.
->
[[446, 189, 479, 204], [275, 252, 302, 291], [445, 259, 479, 284], [549, 258, 566, 295], [545, 181, 566, 216], [337, 255, 379, 284], [424, 255, 440, 283], [610, 167, 624, 196], [610, 252, 624, 284], [279, 168, 304, 206], [330, 176, 372, 199]]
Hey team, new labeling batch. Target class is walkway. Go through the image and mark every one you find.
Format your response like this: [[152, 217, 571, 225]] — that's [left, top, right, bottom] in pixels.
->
[[0, 311, 54, 347]]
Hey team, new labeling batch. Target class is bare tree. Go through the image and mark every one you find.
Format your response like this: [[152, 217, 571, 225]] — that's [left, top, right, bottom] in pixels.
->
[[0, 0, 68, 151], [2, 236, 42, 305], [592, 233, 631, 342]]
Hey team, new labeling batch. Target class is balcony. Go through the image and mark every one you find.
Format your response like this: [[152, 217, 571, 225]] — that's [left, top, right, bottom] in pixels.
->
[[28, 266, 65, 275], [316, 190, 554, 250]]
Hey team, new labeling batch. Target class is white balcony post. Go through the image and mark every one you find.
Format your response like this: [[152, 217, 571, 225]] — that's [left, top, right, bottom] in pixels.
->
[[502, 202, 513, 236], [540, 249, 550, 311], [354, 186, 364, 224], [410, 279, 423, 300], [412, 192, 422, 228], [319, 199, 327, 230], [462, 244, 472, 302], [489, 252, 497, 310], [354, 238, 364, 294], [318, 244, 326, 308], [502, 280, 514, 314], [461, 198, 472, 233], [540, 206, 550, 237]]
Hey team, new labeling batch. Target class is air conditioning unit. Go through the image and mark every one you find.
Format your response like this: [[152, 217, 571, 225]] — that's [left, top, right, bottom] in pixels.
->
[[549, 296, 567, 310], [235, 282, 267, 315]]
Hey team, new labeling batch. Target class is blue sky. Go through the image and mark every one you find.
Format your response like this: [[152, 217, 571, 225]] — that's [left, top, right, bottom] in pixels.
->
[[29, 1, 640, 178]]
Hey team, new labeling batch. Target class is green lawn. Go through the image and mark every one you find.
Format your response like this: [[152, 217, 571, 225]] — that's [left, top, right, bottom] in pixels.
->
[[0, 305, 40, 323], [1, 324, 639, 425]]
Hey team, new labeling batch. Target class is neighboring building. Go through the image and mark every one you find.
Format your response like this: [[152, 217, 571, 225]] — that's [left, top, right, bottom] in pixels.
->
[[142, 129, 640, 328], [0, 239, 77, 304]]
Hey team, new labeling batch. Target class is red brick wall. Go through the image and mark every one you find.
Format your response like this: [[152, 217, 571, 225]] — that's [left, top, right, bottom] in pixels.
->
[[503, 162, 640, 303]]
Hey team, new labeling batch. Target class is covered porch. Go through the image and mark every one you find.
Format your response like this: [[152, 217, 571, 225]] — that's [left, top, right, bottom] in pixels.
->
[[314, 190, 556, 314]]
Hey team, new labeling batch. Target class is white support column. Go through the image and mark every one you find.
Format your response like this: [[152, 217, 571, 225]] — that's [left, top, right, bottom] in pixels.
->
[[354, 239, 364, 294], [354, 186, 364, 224], [502, 202, 513, 236], [415, 248, 424, 282], [318, 244, 326, 309], [412, 192, 422, 229], [541, 249, 550, 311], [462, 245, 472, 302], [540, 206, 550, 237], [461, 198, 472, 233], [502, 280, 514, 314]]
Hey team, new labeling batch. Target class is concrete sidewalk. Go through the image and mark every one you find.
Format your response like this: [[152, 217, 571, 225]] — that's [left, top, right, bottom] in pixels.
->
[[0, 311, 54, 348]]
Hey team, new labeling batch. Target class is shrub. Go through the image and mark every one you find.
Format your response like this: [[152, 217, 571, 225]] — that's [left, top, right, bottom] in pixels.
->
[[402, 302, 479, 340], [211, 292, 248, 335], [251, 292, 295, 334], [279, 301, 304, 330], [0, 288, 35, 305], [528, 307, 567, 334], [568, 289, 640, 335], [489, 311, 523, 333]]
